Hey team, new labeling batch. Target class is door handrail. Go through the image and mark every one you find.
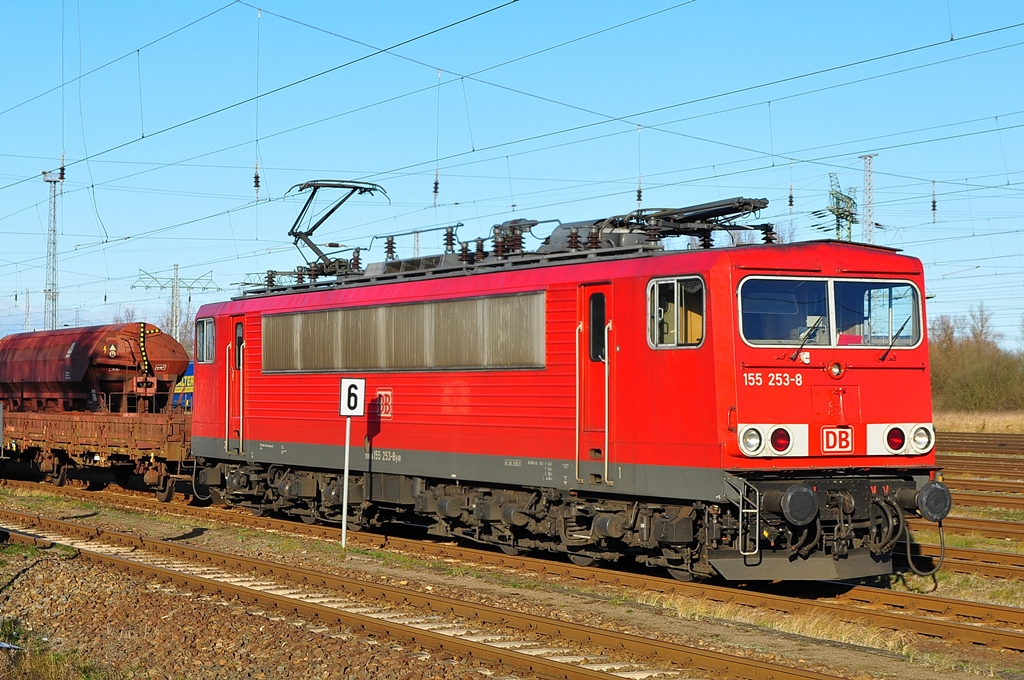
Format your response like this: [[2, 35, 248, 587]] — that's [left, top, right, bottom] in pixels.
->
[[239, 340, 245, 457], [574, 321, 583, 483], [604, 320, 613, 486], [224, 342, 231, 454]]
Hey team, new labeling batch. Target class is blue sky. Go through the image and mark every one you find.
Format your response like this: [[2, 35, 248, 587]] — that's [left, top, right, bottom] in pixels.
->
[[1, 1, 1022, 343]]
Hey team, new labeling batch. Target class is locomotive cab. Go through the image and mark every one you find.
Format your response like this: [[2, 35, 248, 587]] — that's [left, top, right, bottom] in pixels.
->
[[718, 243, 951, 579]]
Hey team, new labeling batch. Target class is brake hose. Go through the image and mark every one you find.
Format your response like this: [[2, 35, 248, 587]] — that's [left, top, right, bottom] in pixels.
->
[[879, 498, 905, 554], [905, 521, 945, 577], [190, 458, 212, 502]]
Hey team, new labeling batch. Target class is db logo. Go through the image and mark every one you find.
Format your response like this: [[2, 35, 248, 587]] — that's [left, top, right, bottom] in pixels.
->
[[821, 427, 853, 453], [374, 389, 394, 420]]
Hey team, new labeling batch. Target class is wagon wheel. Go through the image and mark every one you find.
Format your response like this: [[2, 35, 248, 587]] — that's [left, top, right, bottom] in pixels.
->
[[499, 544, 521, 557], [250, 506, 269, 517], [154, 478, 176, 503], [53, 465, 68, 488], [300, 513, 320, 525], [113, 467, 132, 489]]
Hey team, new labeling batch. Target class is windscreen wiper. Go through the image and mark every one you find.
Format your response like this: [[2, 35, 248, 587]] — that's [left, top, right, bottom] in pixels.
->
[[790, 315, 823, 361], [878, 315, 912, 362]]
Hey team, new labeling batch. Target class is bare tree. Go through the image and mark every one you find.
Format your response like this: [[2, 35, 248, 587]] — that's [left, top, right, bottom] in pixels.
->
[[774, 221, 796, 244], [161, 299, 195, 358], [929, 314, 964, 352], [728, 229, 758, 246], [968, 303, 1001, 347], [113, 305, 139, 324]]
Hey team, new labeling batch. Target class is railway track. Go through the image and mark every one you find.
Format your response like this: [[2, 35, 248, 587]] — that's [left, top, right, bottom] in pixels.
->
[[944, 477, 1024, 494], [0, 508, 838, 680], [937, 431, 1024, 455], [903, 543, 1024, 580], [6, 481, 1024, 656], [951, 491, 1024, 511], [937, 455, 1024, 477], [907, 516, 1024, 541]]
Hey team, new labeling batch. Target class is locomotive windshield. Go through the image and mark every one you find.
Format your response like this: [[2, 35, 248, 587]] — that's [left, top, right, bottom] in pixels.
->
[[834, 281, 919, 347], [740, 279, 829, 346], [739, 277, 920, 347]]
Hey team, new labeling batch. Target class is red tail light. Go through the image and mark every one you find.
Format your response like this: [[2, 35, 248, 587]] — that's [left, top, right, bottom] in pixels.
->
[[770, 427, 791, 452], [886, 427, 906, 451]]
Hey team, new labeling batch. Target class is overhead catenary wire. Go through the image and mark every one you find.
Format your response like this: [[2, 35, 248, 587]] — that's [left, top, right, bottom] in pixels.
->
[[5, 5, 1023, 206], [0, 2, 240, 120], [2, 5, 1023, 335], [10, 11, 1023, 227], [0, 0, 521, 195]]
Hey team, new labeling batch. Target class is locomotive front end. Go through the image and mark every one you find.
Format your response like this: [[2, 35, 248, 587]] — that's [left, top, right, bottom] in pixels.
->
[[718, 243, 950, 580]]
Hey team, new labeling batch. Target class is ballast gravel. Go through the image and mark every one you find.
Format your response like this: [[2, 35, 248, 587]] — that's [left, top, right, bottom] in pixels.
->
[[0, 489, 994, 679], [0, 549, 508, 679]]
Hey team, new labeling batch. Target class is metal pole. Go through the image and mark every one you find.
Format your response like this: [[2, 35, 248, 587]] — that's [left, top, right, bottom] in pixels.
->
[[341, 415, 352, 548], [171, 264, 181, 341]]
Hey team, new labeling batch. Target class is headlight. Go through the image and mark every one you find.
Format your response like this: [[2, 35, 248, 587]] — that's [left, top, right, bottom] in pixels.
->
[[740, 427, 763, 455], [911, 426, 933, 453]]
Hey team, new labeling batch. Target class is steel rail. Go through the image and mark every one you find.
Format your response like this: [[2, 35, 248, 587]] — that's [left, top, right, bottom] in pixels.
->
[[937, 432, 1024, 455], [952, 491, 1024, 511], [944, 477, 1024, 494], [0, 509, 837, 680], [898, 542, 1024, 580], [908, 516, 1024, 541], [937, 456, 1024, 476], [6, 481, 1024, 650]]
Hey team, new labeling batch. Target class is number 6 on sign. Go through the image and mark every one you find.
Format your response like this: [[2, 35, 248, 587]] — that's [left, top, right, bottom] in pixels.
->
[[340, 378, 366, 417]]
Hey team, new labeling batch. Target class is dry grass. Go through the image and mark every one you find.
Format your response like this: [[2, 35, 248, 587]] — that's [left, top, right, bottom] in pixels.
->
[[0, 618, 114, 680], [633, 590, 922, 656], [891, 569, 1024, 611], [909, 527, 1024, 555], [934, 411, 1024, 433]]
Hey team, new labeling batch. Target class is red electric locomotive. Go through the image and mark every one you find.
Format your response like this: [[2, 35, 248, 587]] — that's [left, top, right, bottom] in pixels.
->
[[193, 180, 950, 581]]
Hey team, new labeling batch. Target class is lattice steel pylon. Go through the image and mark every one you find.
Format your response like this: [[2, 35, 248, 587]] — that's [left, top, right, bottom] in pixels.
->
[[42, 169, 63, 330], [827, 173, 858, 241], [133, 267, 219, 341], [860, 154, 877, 243]]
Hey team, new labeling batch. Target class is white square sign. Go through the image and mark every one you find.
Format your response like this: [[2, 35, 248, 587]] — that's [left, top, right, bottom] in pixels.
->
[[340, 378, 366, 417]]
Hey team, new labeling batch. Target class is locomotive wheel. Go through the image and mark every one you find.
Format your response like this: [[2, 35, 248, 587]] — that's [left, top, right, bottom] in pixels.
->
[[567, 550, 595, 567], [250, 507, 269, 517], [154, 479, 176, 503], [499, 544, 520, 556], [300, 514, 319, 525], [667, 567, 693, 582]]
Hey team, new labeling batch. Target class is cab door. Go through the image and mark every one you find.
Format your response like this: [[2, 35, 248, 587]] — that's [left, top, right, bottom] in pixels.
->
[[226, 316, 245, 455], [578, 283, 614, 486]]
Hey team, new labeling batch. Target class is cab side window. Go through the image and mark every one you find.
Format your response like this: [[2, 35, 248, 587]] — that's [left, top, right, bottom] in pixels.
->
[[649, 277, 704, 347], [235, 322, 244, 369], [195, 318, 216, 363], [588, 293, 607, 361]]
